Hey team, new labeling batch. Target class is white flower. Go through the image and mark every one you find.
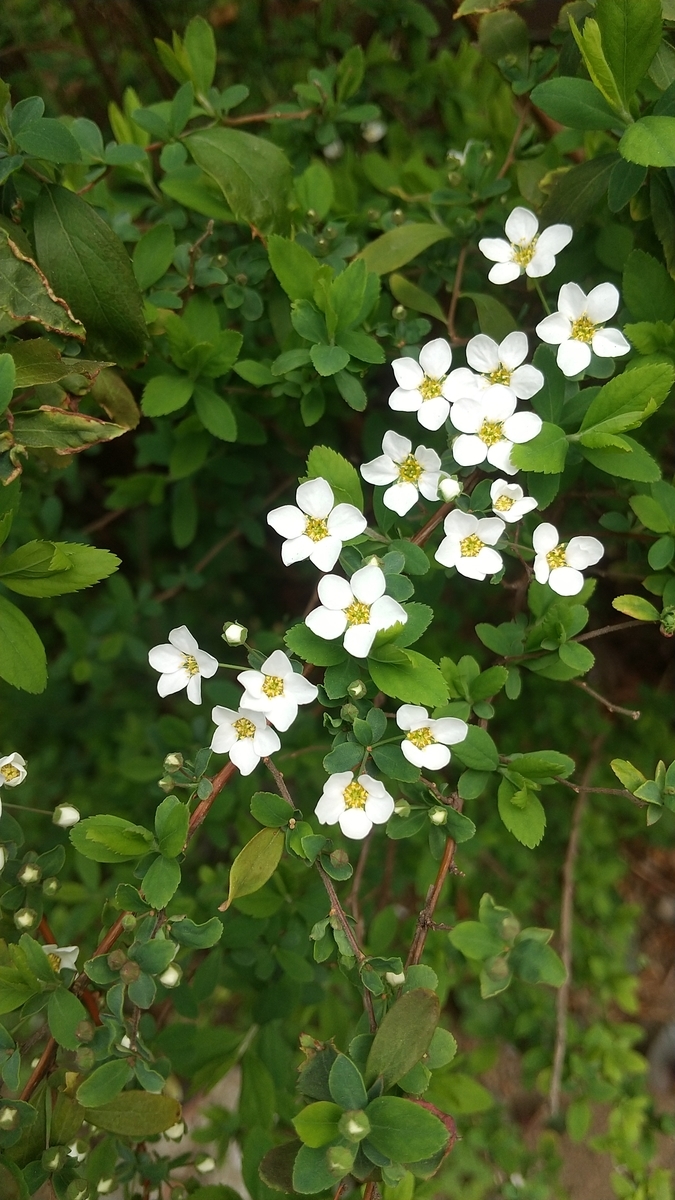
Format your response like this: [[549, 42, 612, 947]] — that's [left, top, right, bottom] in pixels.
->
[[450, 389, 542, 475], [536, 282, 630, 377], [435, 511, 505, 580], [223, 622, 248, 646], [0, 753, 26, 789], [148, 626, 218, 705], [446, 332, 543, 404], [315, 771, 394, 839], [479, 207, 573, 284], [532, 523, 604, 596], [267, 478, 366, 572], [53, 804, 80, 828], [305, 565, 407, 658], [396, 704, 468, 770], [68, 1142, 87, 1163], [43, 945, 79, 973], [490, 479, 538, 524], [210, 705, 281, 775], [360, 431, 442, 516], [389, 338, 454, 431], [238, 649, 318, 732]]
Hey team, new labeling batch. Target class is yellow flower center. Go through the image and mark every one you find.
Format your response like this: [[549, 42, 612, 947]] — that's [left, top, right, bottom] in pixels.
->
[[397, 454, 423, 484], [460, 533, 484, 558], [47, 953, 61, 972], [344, 780, 368, 809], [305, 516, 329, 542], [233, 717, 257, 739], [546, 545, 567, 570], [419, 376, 443, 401], [570, 315, 595, 344], [478, 419, 504, 447], [0, 764, 20, 783], [487, 365, 512, 387], [345, 600, 371, 626], [494, 494, 514, 513], [183, 655, 200, 677], [407, 726, 436, 749], [512, 237, 537, 267], [262, 674, 284, 698]]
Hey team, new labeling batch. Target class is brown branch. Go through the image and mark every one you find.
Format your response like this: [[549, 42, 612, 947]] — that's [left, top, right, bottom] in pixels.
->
[[223, 108, 315, 126], [497, 104, 528, 179], [316, 863, 377, 1033], [19, 1037, 56, 1102], [549, 741, 603, 1116], [412, 501, 454, 547], [263, 758, 295, 809], [575, 619, 642, 643], [406, 831, 459, 967], [447, 244, 468, 344], [572, 679, 640, 721]]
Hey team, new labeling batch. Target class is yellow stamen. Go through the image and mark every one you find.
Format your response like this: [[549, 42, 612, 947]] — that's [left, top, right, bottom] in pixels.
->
[[183, 655, 200, 676], [305, 516, 329, 542], [512, 238, 537, 267], [460, 534, 484, 558], [487, 365, 512, 387], [0, 764, 20, 783], [407, 727, 435, 749], [345, 600, 371, 626], [546, 545, 567, 570], [397, 454, 423, 484], [478, 419, 504, 447], [262, 675, 284, 698], [344, 781, 368, 809], [419, 376, 443, 401], [570, 315, 595, 344], [47, 953, 61, 972], [494, 495, 514, 513], [233, 717, 257, 739]]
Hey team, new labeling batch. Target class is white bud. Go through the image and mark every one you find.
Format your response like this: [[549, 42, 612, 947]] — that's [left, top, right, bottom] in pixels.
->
[[159, 963, 182, 989], [429, 807, 448, 825], [223, 622, 248, 646], [118, 1035, 131, 1050], [97, 1180, 114, 1194], [362, 119, 387, 143], [363, 554, 383, 567], [53, 804, 80, 828], [14, 907, 37, 930], [164, 1121, 185, 1140], [323, 138, 344, 161], [0, 1106, 18, 1129], [0, 847, 6, 873], [385, 970, 406, 987], [18, 863, 41, 885], [68, 1140, 88, 1163], [196, 1155, 216, 1174], [439, 476, 462, 502]]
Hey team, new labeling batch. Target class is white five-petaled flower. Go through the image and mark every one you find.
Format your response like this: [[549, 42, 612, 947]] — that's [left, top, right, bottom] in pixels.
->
[[210, 705, 281, 775], [396, 704, 468, 770], [435, 511, 505, 580], [360, 431, 442, 516], [389, 338, 454, 431], [532, 523, 604, 596], [43, 944, 79, 973], [450, 388, 542, 475], [0, 753, 26, 789], [536, 282, 630, 377], [479, 206, 573, 284], [305, 565, 407, 659], [490, 479, 538, 524], [148, 626, 218, 705], [315, 771, 395, 839], [267, 478, 366, 572], [446, 332, 544, 404], [238, 649, 318, 732]]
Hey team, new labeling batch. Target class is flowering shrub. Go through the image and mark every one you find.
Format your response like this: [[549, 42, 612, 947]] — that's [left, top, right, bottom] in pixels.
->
[[0, 1, 675, 1198]]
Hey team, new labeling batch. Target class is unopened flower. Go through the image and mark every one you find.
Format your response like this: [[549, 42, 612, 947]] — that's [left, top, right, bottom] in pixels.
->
[[315, 772, 394, 839], [479, 207, 572, 284], [490, 479, 538, 524], [211, 705, 280, 776], [68, 1141, 87, 1163], [196, 1155, 216, 1173], [396, 704, 468, 769], [439, 476, 462, 502], [14, 908, 37, 931], [323, 138, 344, 161], [148, 626, 218, 705], [267, 478, 366, 572], [389, 338, 454, 430], [360, 431, 441, 515], [451, 389, 542, 475], [159, 963, 182, 988], [53, 803, 80, 828], [385, 970, 406, 986], [223, 622, 248, 646], [447, 332, 543, 403], [362, 119, 387, 143], [435, 511, 505, 580], [0, 753, 26, 789], [97, 1180, 114, 1195], [164, 1121, 185, 1140], [305, 565, 407, 658], [43, 944, 79, 973], [536, 282, 630, 377], [238, 650, 318, 732], [532, 523, 604, 595]]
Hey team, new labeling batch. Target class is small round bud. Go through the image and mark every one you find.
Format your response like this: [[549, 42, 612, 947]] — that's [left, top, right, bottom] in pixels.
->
[[121, 914, 137, 932], [53, 804, 80, 828], [17, 862, 42, 886], [316, 237, 329, 251], [67, 1181, 90, 1200], [163, 752, 184, 774], [429, 807, 447, 826], [340, 703, 358, 723], [119, 960, 141, 984], [43, 876, 60, 897], [392, 208, 405, 225], [347, 679, 367, 700], [485, 955, 510, 981], [500, 916, 520, 942], [439, 476, 462, 502], [158, 776, 175, 793], [362, 119, 387, 143], [76, 1047, 95, 1072], [338, 1109, 370, 1142], [159, 963, 182, 989], [0, 1106, 18, 1130], [327, 1145, 355, 1178], [222, 622, 248, 646], [164, 1121, 185, 1140], [107, 949, 127, 972], [75, 1019, 95, 1043], [0, 847, 5, 873], [330, 848, 349, 869], [394, 799, 410, 818], [385, 970, 406, 987], [196, 1155, 216, 1174], [392, 304, 407, 320], [118, 1034, 132, 1051], [235, 273, 248, 286], [42, 1146, 68, 1173], [14, 907, 38, 931], [363, 554, 383, 567], [324, 224, 338, 240], [306, 208, 318, 222], [323, 138, 344, 161]]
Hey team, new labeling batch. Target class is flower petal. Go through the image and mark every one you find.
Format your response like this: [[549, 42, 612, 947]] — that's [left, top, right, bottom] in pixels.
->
[[533, 522, 559, 554], [237, 669, 264, 698], [148, 645, 185, 673], [306, 606, 348, 640], [557, 338, 591, 377], [396, 704, 428, 731], [186, 674, 203, 705], [475, 546, 503, 575], [452, 433, 488, 466], [478, 236, 513, 264], [491, 478, 522, 503], [511, 496, 538, 520], [382, 429, 412, 461], [499, 331, 529, 370], [392, 357, 424, 389], [327, 504, 367, 541], [431, 717, 468, 745], [265, 696, 297, 732], [536, 312, 572, 346], [487, 440, 517, 474], [557, 282, 588, 321], [505, 206, 539, 244], [384, 481, 419, 515], [360, 455, 399, 486], [476, 517, 505, 546], [370, 595, 407, 630], [211, 725, 238, 754], [296, 477, 334, 519], [449, 398, 483, 434], [536, 223, 573, 256], [533, 556, 550, 584], [194, 650, 219, 678], [502, 411, 542, 444], [309, 536, 342, 572], [285, 673, 319, 704], [419, 338, 452, 378], [565, 535, 604, 569], [466, 334, 500, 374], [401, 740, 425, 767], [434, 536, 458, 568], [549, 566, 585, 596], [254, 726, 281, 756], [418, 471, 440, 501], [364, 792, 395, 824], [510, 364, 544, 399], [416, 445, 441, 471], [229, 739, 260, 776], [389, 386, 422, 411], [585, 282, 619, 324], [267, 504, 306, 539], [443, 367, 480, 402], [445, 509, 478, 538], [339, 808, 372, 839], [592, 327, 630, 357], [488, 261, 521, 285], [456, 556, 488, 580], [281, 535, 313, 565], [526, 250, 556, 279], [417, 743, 451, 770], [316, 789, 346, 825], [344, 623, 376, 658], [169, 625, 198, 655], [416, 397, 449, 430], [351, 564, 386, 604], [484, 385, 516, 421], [157, 668, 190, 697], [263, 650, 293, 678]]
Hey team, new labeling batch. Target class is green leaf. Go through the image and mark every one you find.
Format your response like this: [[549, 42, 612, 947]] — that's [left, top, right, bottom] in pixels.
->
[[34, 184, 147, 366], [608, 159, 647, 214], [595, 0, 662, 107], [132, 223, 176, 290], [371, 744, 420, 782], [623, 250, 675, 323], [582, 435, 661, 482], [293, 1101, 342, 1148], [47, 987, 88, 1050], [620, 116, 675, 166], [497, 779, 546, 848], [11, 405, 125, 452], [259, 1141, 303, 1194], [510, 423, 568, 474], [187, 127, 292, 234], [305, 445, 363, 509], [469, 665, 508, 703], [540, 154, 618, 229], [249, 791, 293, 830], [449, 921, 504, 961], [184, 15, 217, 95], [530, 78, 619, 130], [0, 228, 85, 341], [329, 1054, 368, 1110], [329, 258, 369, 330], [510, 934, 566, 987], [557, 641, 595, 673], [0, 355, 15, 418], [194, 385, 238, 441], [155, 796, 189, 857], [76, 1060, 133, 1108], [506, 750, 575, 780], [451, 726, 498, 772], [369, 647, 448, 708], [267, 235, 320, 301], [222, 827, 284, 910], [462, 293, 516, 342], [15, 118, 81, 163], [389, 274, 445, 322], [292, 1144, 340, 1194], [83, 1090, 181, 1135], [0, 596, 47, 693], [365, 989, 440, 1089], [427, 1071, 493, 1115], [285, 622, 348, 666], [160, 165, 236, 221], [611, 758, 646, 792], [445, 808, 477, 843], [478, 9, 528, 65], [630, 494, 673, 533], [323, 741, 362, 773], [142, 374, 194, 417], [612, 594, 660, 621], [70, 814, 155, 863], [0, 542, 119, 598], [310, 344, 350, 377], [334, 370, 367, 411], [171, 916, 223, 947], [142, 855, 181, 908], [356, 224, 451, 275], [569, 17, 624, 113], [365, 1096, 448, 1163], [131, 937, 177, 975]]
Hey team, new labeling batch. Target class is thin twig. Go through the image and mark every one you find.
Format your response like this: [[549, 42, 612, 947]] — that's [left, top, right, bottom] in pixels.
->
[[407, 830, 460, 967], [575, 619, 642, 643], [224, 108, 314, 126], [412, 501, 454, 547], [447, 244, 468, 343], [348, 832, 372, 934], [496, 104, 528, 179], [263, 758, 295, 808], [572, 679, 640, 720], [317, 863, 377, 1033]]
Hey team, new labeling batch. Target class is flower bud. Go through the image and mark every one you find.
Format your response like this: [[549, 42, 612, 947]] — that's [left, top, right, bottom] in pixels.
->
[[159, 963, 182, 989], [327, 1145, 355, 1178], [0, 847, 6, 873], [394, 799, 410, 818], [385, 970, 406, 987], [119, 960, 141, 984], [76, 1047, 95, 1072], [362, 119, 387, 143], [323, 138, 344, 161], [338, 1109, 370, 1142], [330, 848, 349, 869], [67, 1183, 90, 1200], [439, 476, 462, 502], [43, 876, 60, 897], [68, 1140, 88, 1163], [340, 703, 358, 723], [0, 1106, 18, 1129], [121, 914, 137, 932], [14, 907, 38, 931], [97, 1180, 114, 1195], [158, 776, 175, 793], [222, 622, 248, 646], [485, 954, 510, 981], [76, 1020, 95, 1043], [107, 950, 127, 972], [164, 1121, 185, 1141], [392, 305, 407, 320], [392, 208, 405, 225], [429, 807, 447, 826], [17, 862, 42, 886], [363, 554, 383, 568], [196, 1155, 216, 1174], [53, 804, 80, 828], [347, 679, 367, 700], [163, 752, 184, 774], [500, 916, 520, 942]]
